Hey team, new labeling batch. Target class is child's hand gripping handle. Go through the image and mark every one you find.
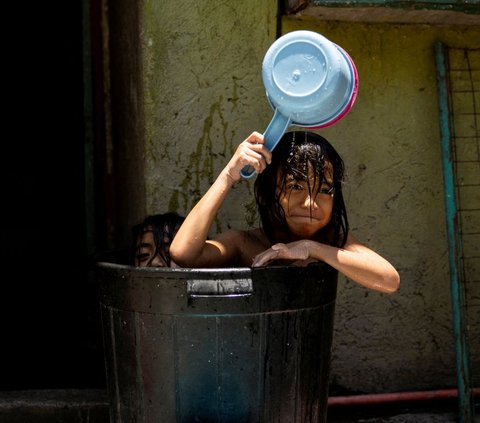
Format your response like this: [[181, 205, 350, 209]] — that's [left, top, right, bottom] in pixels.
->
[[240, 109, 292, 179]]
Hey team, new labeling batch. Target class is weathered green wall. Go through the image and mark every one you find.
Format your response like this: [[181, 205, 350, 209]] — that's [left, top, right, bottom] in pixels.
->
[[281, 16, 480, 392], [143, 0, 278, 236], [111, 0, 479, 394]]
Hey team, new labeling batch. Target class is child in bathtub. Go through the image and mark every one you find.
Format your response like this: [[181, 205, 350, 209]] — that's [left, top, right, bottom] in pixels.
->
[[133, 212, 185, 267], [170, 131, 399, 293]]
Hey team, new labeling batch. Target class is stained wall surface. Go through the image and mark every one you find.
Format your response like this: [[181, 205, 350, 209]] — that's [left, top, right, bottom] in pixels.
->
[[142, 0, 278, 233], [281, 17, 480, 393], [116, 1, 480, 393]]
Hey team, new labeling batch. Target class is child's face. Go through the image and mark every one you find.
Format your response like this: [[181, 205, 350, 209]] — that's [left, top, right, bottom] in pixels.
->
[[278, 163, 334, 239], [134, 225, 177, 267]]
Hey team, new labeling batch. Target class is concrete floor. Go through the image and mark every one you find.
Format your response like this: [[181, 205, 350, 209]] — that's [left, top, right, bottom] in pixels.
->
[[327, 399, 479, 423], [328, 410, 460, 422], [330, 414, 458, 422], [0, 389, 477, 423]]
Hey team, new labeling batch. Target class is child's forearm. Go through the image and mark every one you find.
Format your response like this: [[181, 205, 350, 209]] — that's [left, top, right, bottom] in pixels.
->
[[305, 240, 400, 293], [170, 131, 271, 267], [251, 238, 400, 293]]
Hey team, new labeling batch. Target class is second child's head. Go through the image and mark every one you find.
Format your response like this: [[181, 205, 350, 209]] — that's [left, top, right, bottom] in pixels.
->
[[254, 131, 348, 247], [133, 213, 185, 267]]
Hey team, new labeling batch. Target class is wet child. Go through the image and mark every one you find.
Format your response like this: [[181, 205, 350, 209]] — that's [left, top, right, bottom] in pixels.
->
[[170, 131, 399, 293], [133, 212, 185, 267]]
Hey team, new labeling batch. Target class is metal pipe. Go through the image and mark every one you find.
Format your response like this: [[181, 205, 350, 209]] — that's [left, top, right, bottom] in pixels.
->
[[434, 41, 475, 423], [328, 388, 480, 407]]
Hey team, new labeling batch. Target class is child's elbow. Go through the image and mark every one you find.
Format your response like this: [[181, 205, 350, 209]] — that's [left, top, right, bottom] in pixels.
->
[[169, 243, 184, 266], [382, 269, 400, 293], [169, 242, 200, 268]]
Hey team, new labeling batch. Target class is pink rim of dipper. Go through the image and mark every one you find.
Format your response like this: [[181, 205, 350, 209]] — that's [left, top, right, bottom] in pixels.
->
[[307, 45, 359, 129]]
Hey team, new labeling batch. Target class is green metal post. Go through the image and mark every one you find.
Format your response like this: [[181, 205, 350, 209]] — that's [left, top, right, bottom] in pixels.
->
[[434, 41, 475, 423]]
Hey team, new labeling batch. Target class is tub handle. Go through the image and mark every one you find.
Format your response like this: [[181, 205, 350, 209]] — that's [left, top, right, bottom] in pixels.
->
[[187, 278, 253, 297]]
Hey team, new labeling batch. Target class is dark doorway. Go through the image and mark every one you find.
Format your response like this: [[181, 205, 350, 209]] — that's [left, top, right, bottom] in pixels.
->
[[0, 1, 105, 389]]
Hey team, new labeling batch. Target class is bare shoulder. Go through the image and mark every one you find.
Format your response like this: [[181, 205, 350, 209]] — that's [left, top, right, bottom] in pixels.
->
[[245, 228, 271, 249], [214, 227, 270, 267]]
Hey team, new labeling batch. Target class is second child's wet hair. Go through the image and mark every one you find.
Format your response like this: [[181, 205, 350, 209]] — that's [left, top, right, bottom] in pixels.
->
[[254, 131, 349, 248], [132, 212, 185, 266]]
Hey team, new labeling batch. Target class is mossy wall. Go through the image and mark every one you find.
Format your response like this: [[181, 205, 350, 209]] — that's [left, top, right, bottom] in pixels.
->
[[281, 16, 480, 392], [142, 0, 278, 235]]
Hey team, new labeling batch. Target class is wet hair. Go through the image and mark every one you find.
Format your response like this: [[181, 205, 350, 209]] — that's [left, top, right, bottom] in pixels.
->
[[254, 131, 349, 248], [132, 212, 185, 266]]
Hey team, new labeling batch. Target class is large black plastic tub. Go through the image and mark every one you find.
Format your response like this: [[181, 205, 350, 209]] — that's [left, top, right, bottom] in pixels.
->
[[96, 255, 338, 423]]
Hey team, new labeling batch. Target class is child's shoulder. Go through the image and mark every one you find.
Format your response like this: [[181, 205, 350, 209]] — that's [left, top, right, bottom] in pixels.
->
[[244, 228, 270, 247], [241, 228, 271, 262], [216, 227, 270, 266], [217, 227, 268, 246]]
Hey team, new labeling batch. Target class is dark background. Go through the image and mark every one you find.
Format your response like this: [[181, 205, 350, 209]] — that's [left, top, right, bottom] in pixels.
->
[[1, 1, 106, 389]]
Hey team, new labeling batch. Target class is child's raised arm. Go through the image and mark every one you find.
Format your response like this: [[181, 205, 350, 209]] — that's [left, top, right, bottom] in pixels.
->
[[170, 132, 272, 268]]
